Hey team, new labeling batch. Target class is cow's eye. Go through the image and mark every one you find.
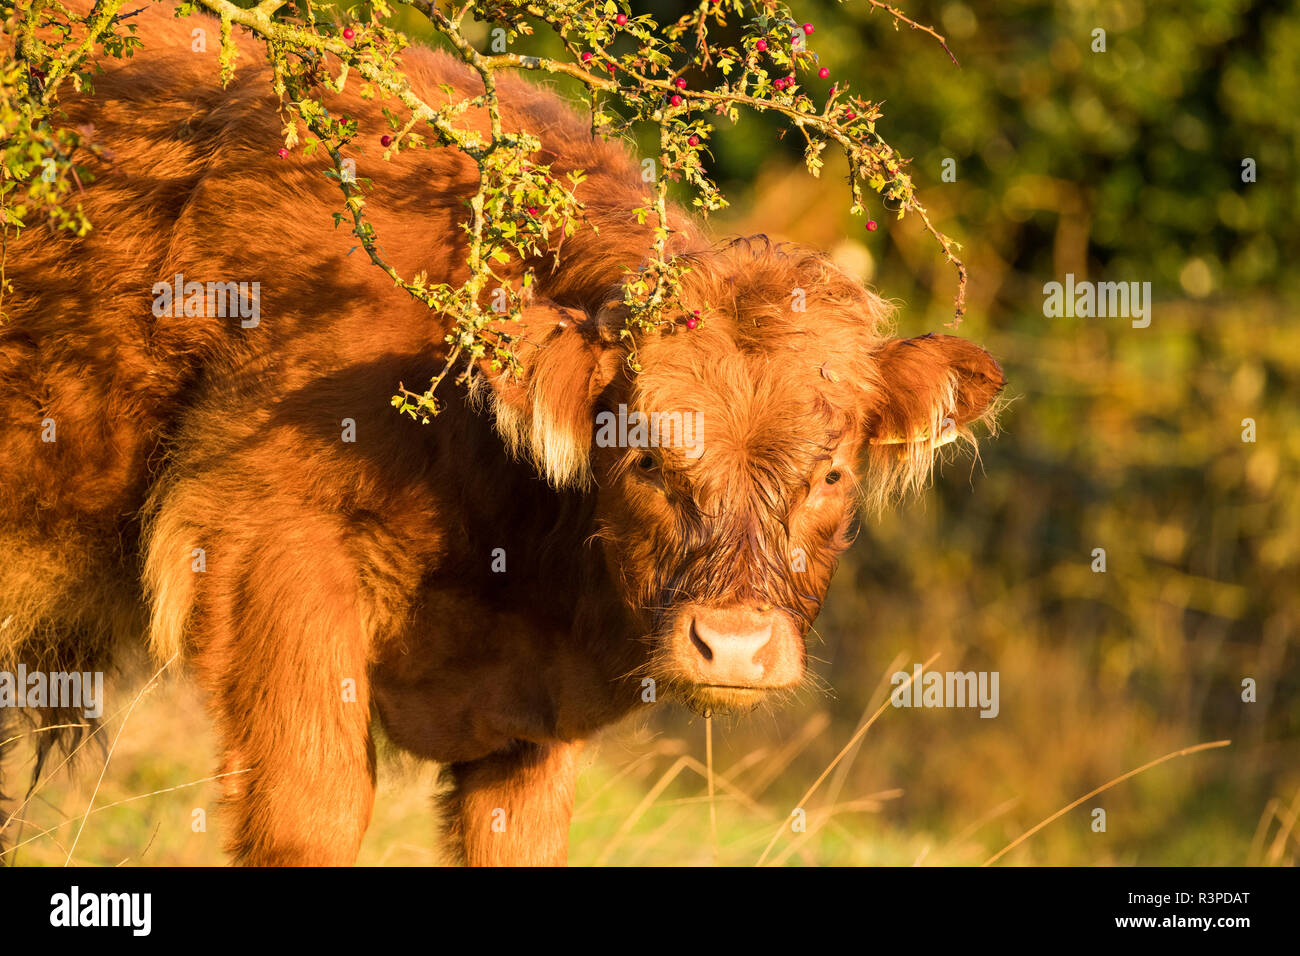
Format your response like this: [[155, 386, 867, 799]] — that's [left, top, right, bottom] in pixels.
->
[[825, 470, 842, 486], [636, 453, 659, 473]]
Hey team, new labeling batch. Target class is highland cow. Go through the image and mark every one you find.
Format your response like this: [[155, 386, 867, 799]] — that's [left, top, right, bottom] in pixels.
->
[[0, 4, 1003, 865]]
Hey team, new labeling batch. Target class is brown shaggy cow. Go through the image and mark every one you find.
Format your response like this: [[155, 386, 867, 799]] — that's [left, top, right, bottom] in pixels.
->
[[0, 4, 1003, 865]]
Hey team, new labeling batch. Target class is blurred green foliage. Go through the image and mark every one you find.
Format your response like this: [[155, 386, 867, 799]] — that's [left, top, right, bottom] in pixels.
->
[[697, 0, 1297, 300]]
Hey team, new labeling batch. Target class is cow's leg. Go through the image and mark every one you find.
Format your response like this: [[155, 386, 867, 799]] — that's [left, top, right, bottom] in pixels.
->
[[441, 740, 583, 866], [174, 515, 377, 866]]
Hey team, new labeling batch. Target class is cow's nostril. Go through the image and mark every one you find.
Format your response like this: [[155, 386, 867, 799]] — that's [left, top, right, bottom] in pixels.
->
[[689, 620, 714, 661]]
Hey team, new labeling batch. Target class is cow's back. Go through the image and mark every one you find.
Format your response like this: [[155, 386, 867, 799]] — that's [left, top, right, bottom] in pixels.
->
[[0, 4, 647, 672]]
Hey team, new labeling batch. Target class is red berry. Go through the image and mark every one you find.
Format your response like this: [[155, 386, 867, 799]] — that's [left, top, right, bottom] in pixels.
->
[[818, 67, 830, 79], [582, 51, 593, 62], [277, 147, 289, 159], [343, 26, 355, 40], [608, 63, 617, 72], [670, 94, 682, 106], [845, 111, 856, 120], [615, 13, 627, 25], [688, 135, 700, 147], [685, 313, 699, 330], [755, 39, 768, 52], [380, 135, 393, 147], [675, 77, 687, 89], [773, 77, 785, 90], [527, 207, 539, 217], [803, 23, 815, 34], [866, 219, 878, 232]]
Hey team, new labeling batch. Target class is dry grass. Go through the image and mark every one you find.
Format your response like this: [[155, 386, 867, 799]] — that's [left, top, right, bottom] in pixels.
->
[[1, 644, 1284, 867]]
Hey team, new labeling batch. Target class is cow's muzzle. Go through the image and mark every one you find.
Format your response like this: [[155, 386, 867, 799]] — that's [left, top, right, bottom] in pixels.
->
[[670, 604, 804, 698]]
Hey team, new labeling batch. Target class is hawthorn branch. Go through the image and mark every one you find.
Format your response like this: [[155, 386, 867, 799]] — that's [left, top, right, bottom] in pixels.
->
[[8, 0, 971, 403], [863, 0, 958, 66]]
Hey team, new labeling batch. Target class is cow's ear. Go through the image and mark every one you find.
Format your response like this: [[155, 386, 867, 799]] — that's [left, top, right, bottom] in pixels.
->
[[861, 332, 1005, 506], [474, 301, 621, 489]]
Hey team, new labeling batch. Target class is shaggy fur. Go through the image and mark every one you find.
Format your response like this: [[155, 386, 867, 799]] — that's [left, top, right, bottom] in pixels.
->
[[0, 3, 1003, 865]]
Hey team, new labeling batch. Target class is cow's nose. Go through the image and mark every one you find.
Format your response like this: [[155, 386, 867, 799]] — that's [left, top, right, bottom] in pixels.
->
[[688, 615, 774, 686]]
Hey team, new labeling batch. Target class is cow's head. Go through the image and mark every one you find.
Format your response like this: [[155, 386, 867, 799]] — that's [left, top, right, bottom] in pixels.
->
[[480, 237, 1004, 714]]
